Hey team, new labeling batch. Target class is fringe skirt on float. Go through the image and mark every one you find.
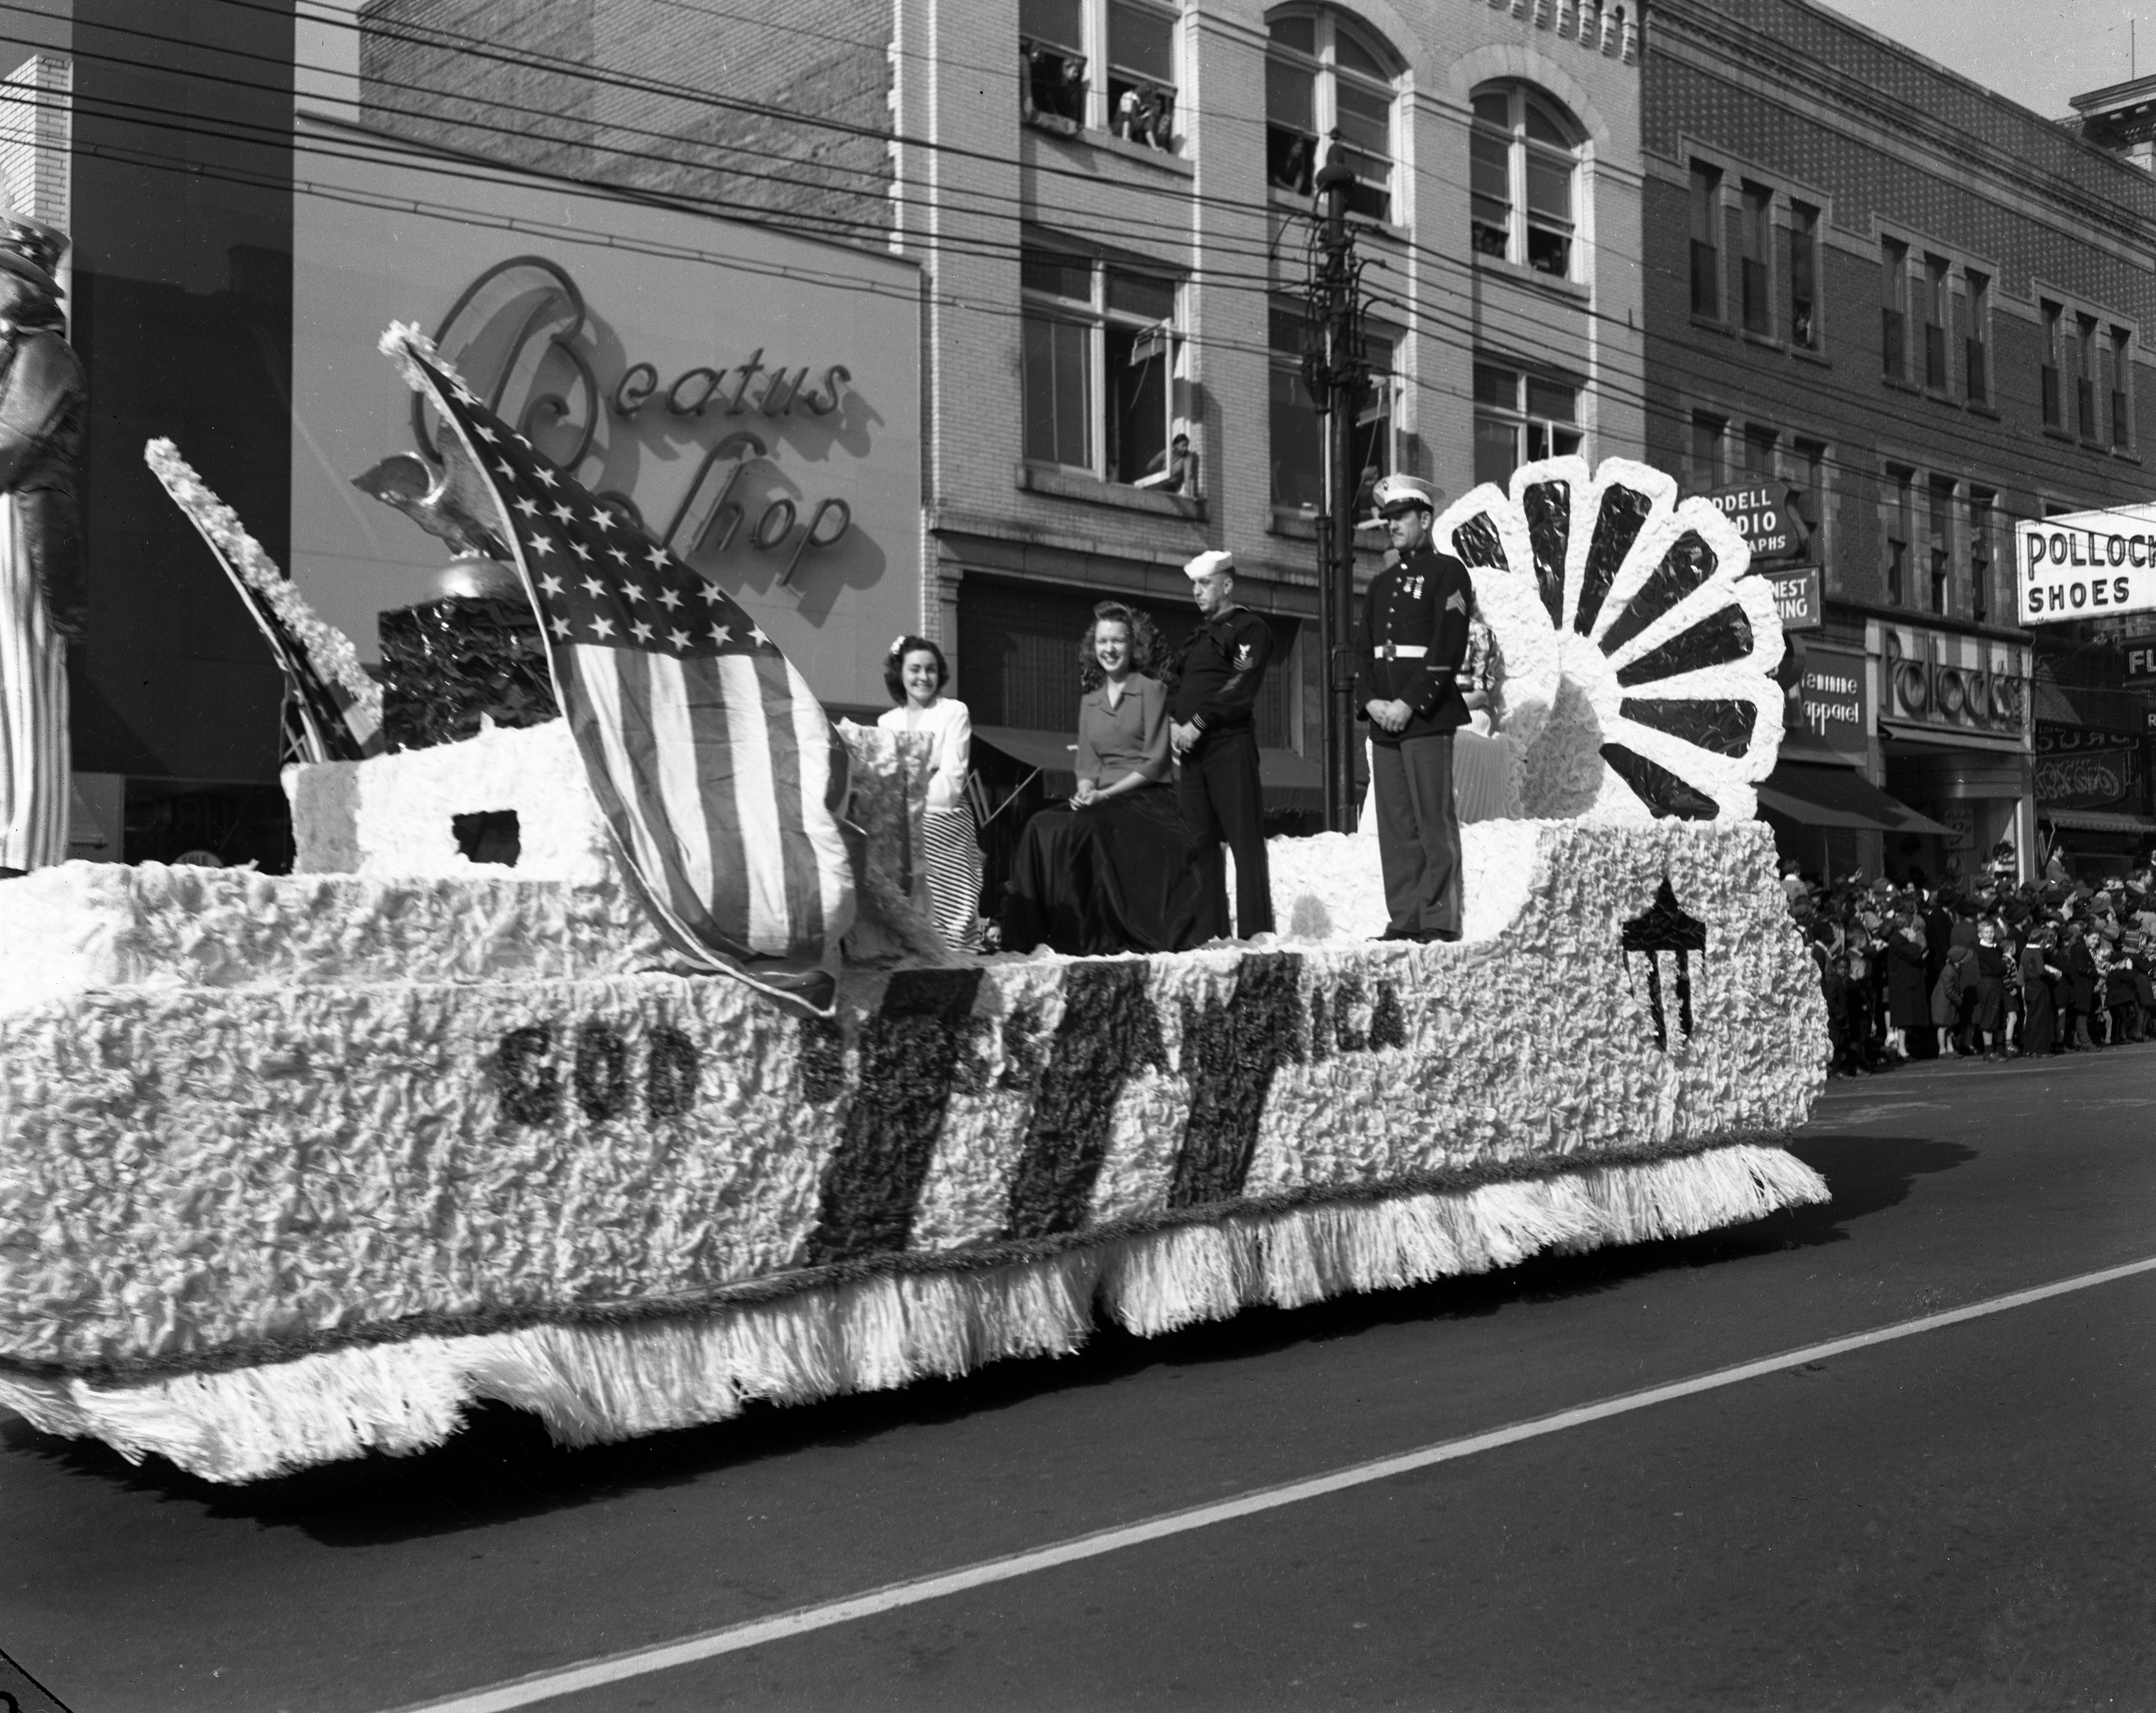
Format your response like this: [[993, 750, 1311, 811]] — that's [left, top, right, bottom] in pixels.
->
[[0, 493, 67, 872], [921, 800, 984, 951]]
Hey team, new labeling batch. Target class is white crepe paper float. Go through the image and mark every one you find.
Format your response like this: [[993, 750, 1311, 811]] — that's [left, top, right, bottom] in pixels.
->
[[0, 457, 1830, 1482]]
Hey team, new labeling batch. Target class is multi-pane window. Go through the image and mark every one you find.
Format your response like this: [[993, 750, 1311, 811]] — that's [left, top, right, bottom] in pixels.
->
[[1474, 362, 1581, 486], [1690, 410, 1726, 489], [1964, 270, 1990, 404], [1470, 84, 1583, 278], [1884, 463, 1913, 606], [1880, 238, 1908, 380], [1743, 425, 1777, 477], [1739, 183, 1771, 334], [1793, 435, 1829, 568], [1968, 487, 1995, 623], [2110, 326, 2133, 450], [1266, 10, 1397, 221], [2041, 300, 2063, 427], [1267, 295, 1396, 511], [1019, 0, 1179, 148], [1788, 201, 1819, 349], [1022, 245, 1184, 486], [2076, 313, 2099, 439], [1927, 474, 1954, 615], [1689, 162, 1721, 319], [1921, 256, 1949, 390]]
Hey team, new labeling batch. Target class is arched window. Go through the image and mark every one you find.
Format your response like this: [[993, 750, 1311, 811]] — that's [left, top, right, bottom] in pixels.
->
[[1470, 83, 1583, 277], [1265, 9, 1401, 223]]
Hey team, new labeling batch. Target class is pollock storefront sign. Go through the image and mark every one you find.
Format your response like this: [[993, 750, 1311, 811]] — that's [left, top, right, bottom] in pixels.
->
[[1878, 624, 2030, 745], [289, 114, 923, 706], [2013, 503, 2156, 625]]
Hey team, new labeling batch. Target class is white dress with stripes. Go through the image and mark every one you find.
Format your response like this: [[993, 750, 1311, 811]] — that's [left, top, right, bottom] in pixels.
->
[[879, 696, 982, 952], [0, 493, 66, 871]]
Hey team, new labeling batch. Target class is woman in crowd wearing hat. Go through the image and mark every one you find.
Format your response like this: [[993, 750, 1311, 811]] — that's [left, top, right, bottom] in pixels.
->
[[2062, 920, 2099, 1049], [2021, 926, 2061, 1057], [0, 215, 82, 879], [1886, 904, 1934, 1061], [1002, 602, 1199, 957], [878, 635, 984, 951]]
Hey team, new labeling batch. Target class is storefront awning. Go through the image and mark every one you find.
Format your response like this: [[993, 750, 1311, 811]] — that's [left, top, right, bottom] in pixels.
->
[[972, 725, 1325, 814], [1756, 761, 1955, 836], [1878, 722, 2031, 756], [2040, 808, 2156, 834]]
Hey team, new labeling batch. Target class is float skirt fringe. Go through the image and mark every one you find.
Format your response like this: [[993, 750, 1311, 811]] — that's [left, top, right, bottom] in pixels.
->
[[0, 1142, 1824, 1483]]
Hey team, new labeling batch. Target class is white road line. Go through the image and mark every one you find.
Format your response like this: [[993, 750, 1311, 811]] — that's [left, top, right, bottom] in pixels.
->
[[387, 1253, 2156, 1713]]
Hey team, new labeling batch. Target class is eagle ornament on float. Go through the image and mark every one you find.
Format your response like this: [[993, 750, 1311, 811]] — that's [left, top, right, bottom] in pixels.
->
[[0, 336, 1830, 1480]]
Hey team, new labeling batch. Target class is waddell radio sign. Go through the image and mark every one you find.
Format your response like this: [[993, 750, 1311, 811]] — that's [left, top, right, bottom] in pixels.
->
[[2014, 504, 2156, 625]]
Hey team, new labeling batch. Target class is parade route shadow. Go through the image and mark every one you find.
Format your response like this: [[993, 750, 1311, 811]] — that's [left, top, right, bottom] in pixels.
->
[[3, 1133, 1974, 1543]]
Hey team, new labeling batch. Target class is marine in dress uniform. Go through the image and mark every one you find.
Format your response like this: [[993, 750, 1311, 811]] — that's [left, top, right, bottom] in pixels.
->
[[1356, 474, 1472, 941], [0, 217, 84, 878], [1170, 549, 1275, 941]]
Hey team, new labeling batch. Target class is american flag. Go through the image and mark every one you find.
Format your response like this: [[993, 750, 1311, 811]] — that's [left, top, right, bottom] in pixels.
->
[[396, 336, 860, 1015]]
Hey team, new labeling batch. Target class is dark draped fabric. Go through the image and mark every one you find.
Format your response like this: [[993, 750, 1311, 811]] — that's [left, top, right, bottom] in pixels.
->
[[1001, 784, 1201, 956]]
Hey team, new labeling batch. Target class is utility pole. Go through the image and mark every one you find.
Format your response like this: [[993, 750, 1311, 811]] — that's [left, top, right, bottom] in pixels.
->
[[1310, 139, 1366, 833]]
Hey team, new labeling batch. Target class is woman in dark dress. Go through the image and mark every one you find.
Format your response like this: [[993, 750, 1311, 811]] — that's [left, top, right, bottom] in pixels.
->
[[1886, 908, 1935, 1059], [1970, 920, 2008, 1060], [1001, 604, 1201, 956]]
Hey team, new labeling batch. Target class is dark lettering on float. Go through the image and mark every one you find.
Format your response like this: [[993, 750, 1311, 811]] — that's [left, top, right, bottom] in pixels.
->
[[494, 1024, 561, 1124], [646, 1024, 701, 1119], [612, 361, 659, 417], [574, 1021, 632, 1120]]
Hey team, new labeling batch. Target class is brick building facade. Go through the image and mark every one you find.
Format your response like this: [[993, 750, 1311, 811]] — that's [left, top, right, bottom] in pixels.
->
[[902, 0, 1644, 798], [352, 0, 1650, 807], [1644, 0, 2156, 883]]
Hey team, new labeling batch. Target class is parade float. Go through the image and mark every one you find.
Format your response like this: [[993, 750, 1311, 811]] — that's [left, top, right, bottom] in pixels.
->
[[0, 331, 1830, 1482]]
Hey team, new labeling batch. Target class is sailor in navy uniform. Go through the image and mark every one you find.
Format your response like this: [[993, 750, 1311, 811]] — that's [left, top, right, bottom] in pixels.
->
[[1170, 549, 1275, 941], [1356, 474, 1473, 942]]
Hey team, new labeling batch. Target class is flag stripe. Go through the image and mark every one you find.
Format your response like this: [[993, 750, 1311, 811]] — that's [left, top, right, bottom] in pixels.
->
[[665, 653, 754, 947], [754, 651, 821, 953], [716, 652, 791, 955]]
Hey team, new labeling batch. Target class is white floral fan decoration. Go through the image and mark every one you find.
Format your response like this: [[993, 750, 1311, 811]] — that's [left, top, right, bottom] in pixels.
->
[[1436, 455, 1785, 823]]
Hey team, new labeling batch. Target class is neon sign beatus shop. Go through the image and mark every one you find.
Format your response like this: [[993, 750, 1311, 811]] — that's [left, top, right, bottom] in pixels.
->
[[419, 257, 857, 585]]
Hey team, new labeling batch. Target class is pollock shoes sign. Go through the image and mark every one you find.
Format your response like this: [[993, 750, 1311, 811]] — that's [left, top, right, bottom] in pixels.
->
[[2014, 503, 2156, 625], [290, 114, 923, 706]]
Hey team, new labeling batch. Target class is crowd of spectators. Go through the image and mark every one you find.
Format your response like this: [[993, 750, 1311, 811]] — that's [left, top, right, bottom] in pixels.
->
[[1785, 843, 2156, 1075]]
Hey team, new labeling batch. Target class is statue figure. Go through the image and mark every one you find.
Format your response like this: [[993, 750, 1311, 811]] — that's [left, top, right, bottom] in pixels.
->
[[0, 216, 83, 877]]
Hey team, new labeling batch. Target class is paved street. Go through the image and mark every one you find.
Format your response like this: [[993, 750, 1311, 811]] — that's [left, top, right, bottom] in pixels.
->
[[8, 1045, 2156, 1712]]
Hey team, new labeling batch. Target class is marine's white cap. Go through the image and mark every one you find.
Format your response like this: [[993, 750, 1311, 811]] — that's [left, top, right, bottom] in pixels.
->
[[1184, 549, 1235, 581], [1372, 474, 1439, 515]]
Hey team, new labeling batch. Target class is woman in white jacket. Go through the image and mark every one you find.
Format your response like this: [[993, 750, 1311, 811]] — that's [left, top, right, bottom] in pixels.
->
[[877, 634, 982, 951]]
